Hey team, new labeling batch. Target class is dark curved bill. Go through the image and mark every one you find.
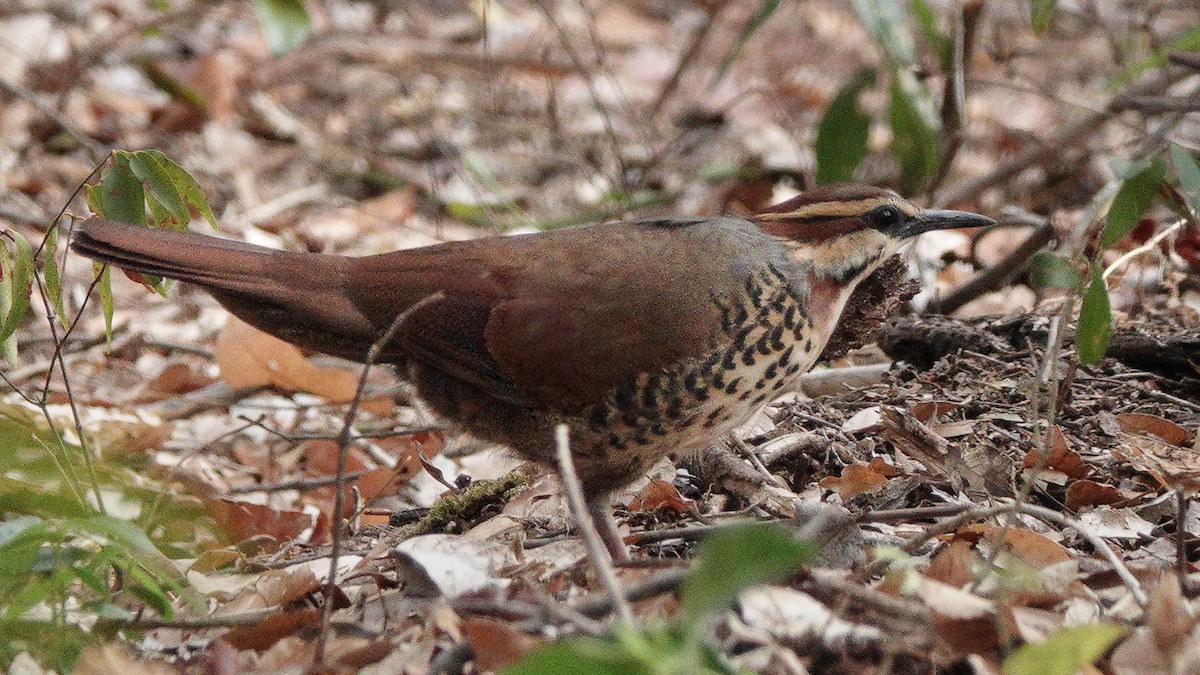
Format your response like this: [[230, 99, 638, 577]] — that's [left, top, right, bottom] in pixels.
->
[[900, 209, 996, 238]]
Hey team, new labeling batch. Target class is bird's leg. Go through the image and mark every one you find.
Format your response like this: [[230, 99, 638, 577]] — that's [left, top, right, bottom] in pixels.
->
[[586, 493, 631, 562]]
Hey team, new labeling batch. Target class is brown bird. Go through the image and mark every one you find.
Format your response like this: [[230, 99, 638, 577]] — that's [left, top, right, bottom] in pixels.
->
[[71, 183, 992, 560]]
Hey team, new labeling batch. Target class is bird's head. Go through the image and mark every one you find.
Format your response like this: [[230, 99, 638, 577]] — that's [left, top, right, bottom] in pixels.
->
[[751, 183, 995, 284]]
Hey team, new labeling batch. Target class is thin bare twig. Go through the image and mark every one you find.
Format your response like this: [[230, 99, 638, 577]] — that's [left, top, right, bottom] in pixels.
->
[[1103, 217, 1186, 279], [934, 69, 1189, 207], [856, 502, 1147, 607], [315, 291, 445, 665], [554, 423, 634, 624], [649, 1, 729, 118]]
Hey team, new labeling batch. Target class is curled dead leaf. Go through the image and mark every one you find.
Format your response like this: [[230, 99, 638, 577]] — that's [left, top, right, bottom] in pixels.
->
[[222, 609, 321, 652], [215, 317, 393, 416], [1115, 412, 1194, 446], [628, 478, 694, 515], [820, 463, 889, 499], [1023, 427, 1091, 479]]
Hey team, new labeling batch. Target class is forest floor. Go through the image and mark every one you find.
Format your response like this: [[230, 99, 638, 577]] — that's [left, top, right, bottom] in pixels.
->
[[1, 0, 1199, 673]]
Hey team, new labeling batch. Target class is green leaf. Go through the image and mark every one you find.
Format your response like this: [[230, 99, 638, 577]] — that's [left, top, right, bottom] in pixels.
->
[[1170, 143, 1200, 223], [505, 625, 718, 675], [851, 0, 916, 65], [1099, 159, 1164, 249], [95, 263, 113, 342], [1109, 25, 1200, 89], [127, 151, 191, 228], [888, 72, 941, 194], [815, 69, 876, 185], [42, 227, 68, 331], [1077, 270, 1112, 365], [1027, 251, 1082, 292], [0, 230, 35, 365], [503, 636, 651, 675], [909, 0, 950, 67], [253, 0, 312, 56], [86, 153, 146, 225], [712, 0, 781, 86], [1003, 623, 1124, 675], [679, 523, 815, 635], [138, 149, 218, 229], [1030, 0, 1057, 35]]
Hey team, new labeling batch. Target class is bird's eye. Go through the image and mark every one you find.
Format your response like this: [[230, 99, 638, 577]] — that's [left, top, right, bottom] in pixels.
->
[[870, 205, 904, 229]]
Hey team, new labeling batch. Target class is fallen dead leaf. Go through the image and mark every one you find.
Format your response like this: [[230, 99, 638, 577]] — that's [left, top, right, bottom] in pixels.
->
[[926, 539, 979, 588], [820, 463, 889, 499], [222, 609, 322, 652], [1023, 427, 1091, 479], [1115, 412, 1194, 446], [205, 497, 316, 547], [1065, 480, 1131, 510], [215, 316, 393, 416], [628, 478, 694, 515], [912, 400, 960, 423], [73, 643, 178, 675], [461, 618, 541, 672]]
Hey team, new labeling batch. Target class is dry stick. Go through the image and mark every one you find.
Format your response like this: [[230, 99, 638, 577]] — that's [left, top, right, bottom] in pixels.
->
[[554, 423, 635, 624], [1110, 95, 1200, 114], [0, 75, 107, 159], [533, 0, 632, 194], [236, 413, 441, 443], [648, 1, 729, 118], [928, 0, 985, 196], [927, 222, 1054, 315], [966, 303, 1072, 596], [933, 68, 1189, 208], [314, 291, 445, 666], [226, 470, 370, 495], [1178, 490, 1189, 580], [1104, 217, 1187, 279], [857, 502, 1147, 607], [1170, 52, 1200, 71]]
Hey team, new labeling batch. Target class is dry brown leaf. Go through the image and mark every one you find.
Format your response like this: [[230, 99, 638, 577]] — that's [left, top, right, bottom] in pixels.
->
[[300, 440, 413, 513], [1147, 574, 1198, 652], [205, 497, 315, 547], [913, 576, 1002, 656], [377, 431, 447, 486], [1023, 427, 1091, 479], [1114, 434, 1200, 492], [1065, 480, 1130, 510], [956, 524, 1072, 568], [237, 567, 322, 609], [92, 418, 173, 459], [628, 478, 694, 515], [335, 639, 396, 670], [222, 609, 321, 652], [73, 643, 178, 675], [1115, 412, 1194, 446], [461, 617, 541, 672], [215, 316, 392, 415], [820, 463, 889, 499], [912, 400, 960, 423], [866, 456, 901, 476], [926, 539, 980, 588], [141, 360, 214, 398]]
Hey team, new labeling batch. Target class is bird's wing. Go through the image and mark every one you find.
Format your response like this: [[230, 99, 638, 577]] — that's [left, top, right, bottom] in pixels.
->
[[350, 220, 756, 408]]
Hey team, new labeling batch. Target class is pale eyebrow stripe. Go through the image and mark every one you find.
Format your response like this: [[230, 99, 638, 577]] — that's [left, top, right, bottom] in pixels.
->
[[754, 196, 916, 221]]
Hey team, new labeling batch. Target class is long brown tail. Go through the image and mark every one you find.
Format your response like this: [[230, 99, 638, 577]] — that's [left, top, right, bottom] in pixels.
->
[[72, 218, 295, 294], [71, 218, 377, 361]]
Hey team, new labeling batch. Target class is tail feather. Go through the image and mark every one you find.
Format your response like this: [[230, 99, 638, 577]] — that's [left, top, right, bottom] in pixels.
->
[[71, 218, 284, 296], [71, 218, 378, 361]]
